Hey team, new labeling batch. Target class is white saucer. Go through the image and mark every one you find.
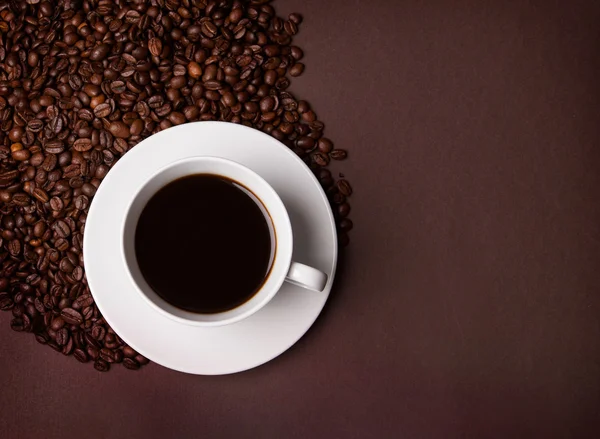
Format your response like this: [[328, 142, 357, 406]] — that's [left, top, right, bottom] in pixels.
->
[[84, 122, 337, 375]]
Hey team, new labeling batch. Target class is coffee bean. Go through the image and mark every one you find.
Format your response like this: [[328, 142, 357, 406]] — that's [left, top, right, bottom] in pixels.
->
[[90, 44, 111, 61], [122, 346, 137, 358], [284, 20, 299, 36], [291, 46, 304, 60], [110, 81, 126, 94], [27, 119, 43, 133], [337, 180, 353, 196], [7, 239, 21, 256], [10, 318, 25, 332], [170, 76, 187, 89], [35, 333, 49, 344], [109, 121, 130, 138], [74, 195, 89, 210], [339, 218, 354, 232], [74, 349, 88, 363], [50, 317, 65, 331], [201, 21, 218, 38], [59, 258, 75, 273], [330, 149, 348, 160], [91, 325, 106, 341], [338, 232, 350, 247], [73, 138, 92, 152], [82, 183, 97, 197], [93, 103, 111, 118], [290, 63, 305, 77], [73, 294, 94, 310], [32, 188, 49, 203], [301, 110, 317, 123], [53, 220, 70, 238], [188, 62, 202, 79], [338, 203, 351, 218], [100, 348, 118, 363], [130, 119, 144, 136], [0, 295, 13, 311], [135, 354, 150, 365], [289, 13, 303, 24], [60, 308, 83, 326], [148, 38, 162, 57], [56, 328, 69, 346], [94, 359, 110, 372], [123, 358, 140, 370], [318, 138, 333, 153], [297, 137, 315, 150], [312, 152, 330, 167]]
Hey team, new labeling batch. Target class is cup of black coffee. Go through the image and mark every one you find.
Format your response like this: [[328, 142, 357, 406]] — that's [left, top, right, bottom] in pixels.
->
[[121, 157, 327, 326]]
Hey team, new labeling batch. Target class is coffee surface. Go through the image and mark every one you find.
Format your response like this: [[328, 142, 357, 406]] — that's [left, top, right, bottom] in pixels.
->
[[135, 174, 275, 313]]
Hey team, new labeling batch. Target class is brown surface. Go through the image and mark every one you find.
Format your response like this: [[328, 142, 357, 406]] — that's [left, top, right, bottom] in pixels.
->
[[2, 0, 600, 437]]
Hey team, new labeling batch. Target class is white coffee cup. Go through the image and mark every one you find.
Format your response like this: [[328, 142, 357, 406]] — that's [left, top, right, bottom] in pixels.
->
[[121, 156, 328, 327]]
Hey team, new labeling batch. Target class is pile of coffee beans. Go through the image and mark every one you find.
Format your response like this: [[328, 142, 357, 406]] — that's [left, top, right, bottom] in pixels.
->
[[0, 0, 352, 372]]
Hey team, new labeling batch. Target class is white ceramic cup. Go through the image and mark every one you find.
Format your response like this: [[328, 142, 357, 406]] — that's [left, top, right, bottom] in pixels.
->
[[122, 156, 328, 327]]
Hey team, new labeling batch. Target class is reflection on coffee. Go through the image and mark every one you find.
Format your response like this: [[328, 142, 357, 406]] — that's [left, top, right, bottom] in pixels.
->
[[134, 174, 275, 313]]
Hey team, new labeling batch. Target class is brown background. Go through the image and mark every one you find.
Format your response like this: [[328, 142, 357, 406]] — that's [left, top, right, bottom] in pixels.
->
[[2, 0, 600, 437]]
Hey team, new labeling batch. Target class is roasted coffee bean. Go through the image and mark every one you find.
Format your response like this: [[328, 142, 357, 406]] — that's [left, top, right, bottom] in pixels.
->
[[188, 62, 203, 79], [109, 121, 130, 138], [290, 63, 305, 77], [74, 348, 88, 363], [338, 218, 354, 232], [94, 359, 110, 372], [337, 180, 353, 196], [291, 46, 304, 60], [27, 119, 43, 133], [148, 38, 163, 57], [56, 328, 69, 346], [74, 195, 89, 210], [92, 325, 106, 341], [201, 21, 218, 38], [90, 44, 111, 61], [93, 103, 111, 118], [338, 232, 350, 247], [135, 354, 150, 365], [122, 346, 137, 358], [50, 317, 65, 331], [312, 152, 330, 167], [10, 318, 25, 332], [0, 295, 13, 311], [44, 141, 64, 155], [123, 358, 140, 370], [73, 138, 92, 152], [297, 137, 315, 150], [111, 81, 126, 94], [338, 203, 351, 218], [100, 348, 118, 363], [330, 149, 348, 160], [35, 333, 49, 344], [60, 308, 83, 326], [53, 220, 70, 238], [130, 119, 144, 136], [32, 188, 49, 203], [73, 294, 94, 310], [318, 138, 333, 153]]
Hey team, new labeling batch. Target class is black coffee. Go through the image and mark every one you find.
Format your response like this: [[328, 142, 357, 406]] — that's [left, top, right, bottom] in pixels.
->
[[134, 174, 275, 313]]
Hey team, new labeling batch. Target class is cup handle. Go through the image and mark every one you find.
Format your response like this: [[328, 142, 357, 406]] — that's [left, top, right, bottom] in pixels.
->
[[285, 262, 328, 292]]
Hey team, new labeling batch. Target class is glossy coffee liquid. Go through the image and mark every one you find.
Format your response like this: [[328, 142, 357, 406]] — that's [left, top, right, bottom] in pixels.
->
[[134, 174, 275, 313]]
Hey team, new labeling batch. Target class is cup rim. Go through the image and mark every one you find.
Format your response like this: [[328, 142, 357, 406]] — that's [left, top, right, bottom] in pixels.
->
[[121, 156, 293, 327]]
